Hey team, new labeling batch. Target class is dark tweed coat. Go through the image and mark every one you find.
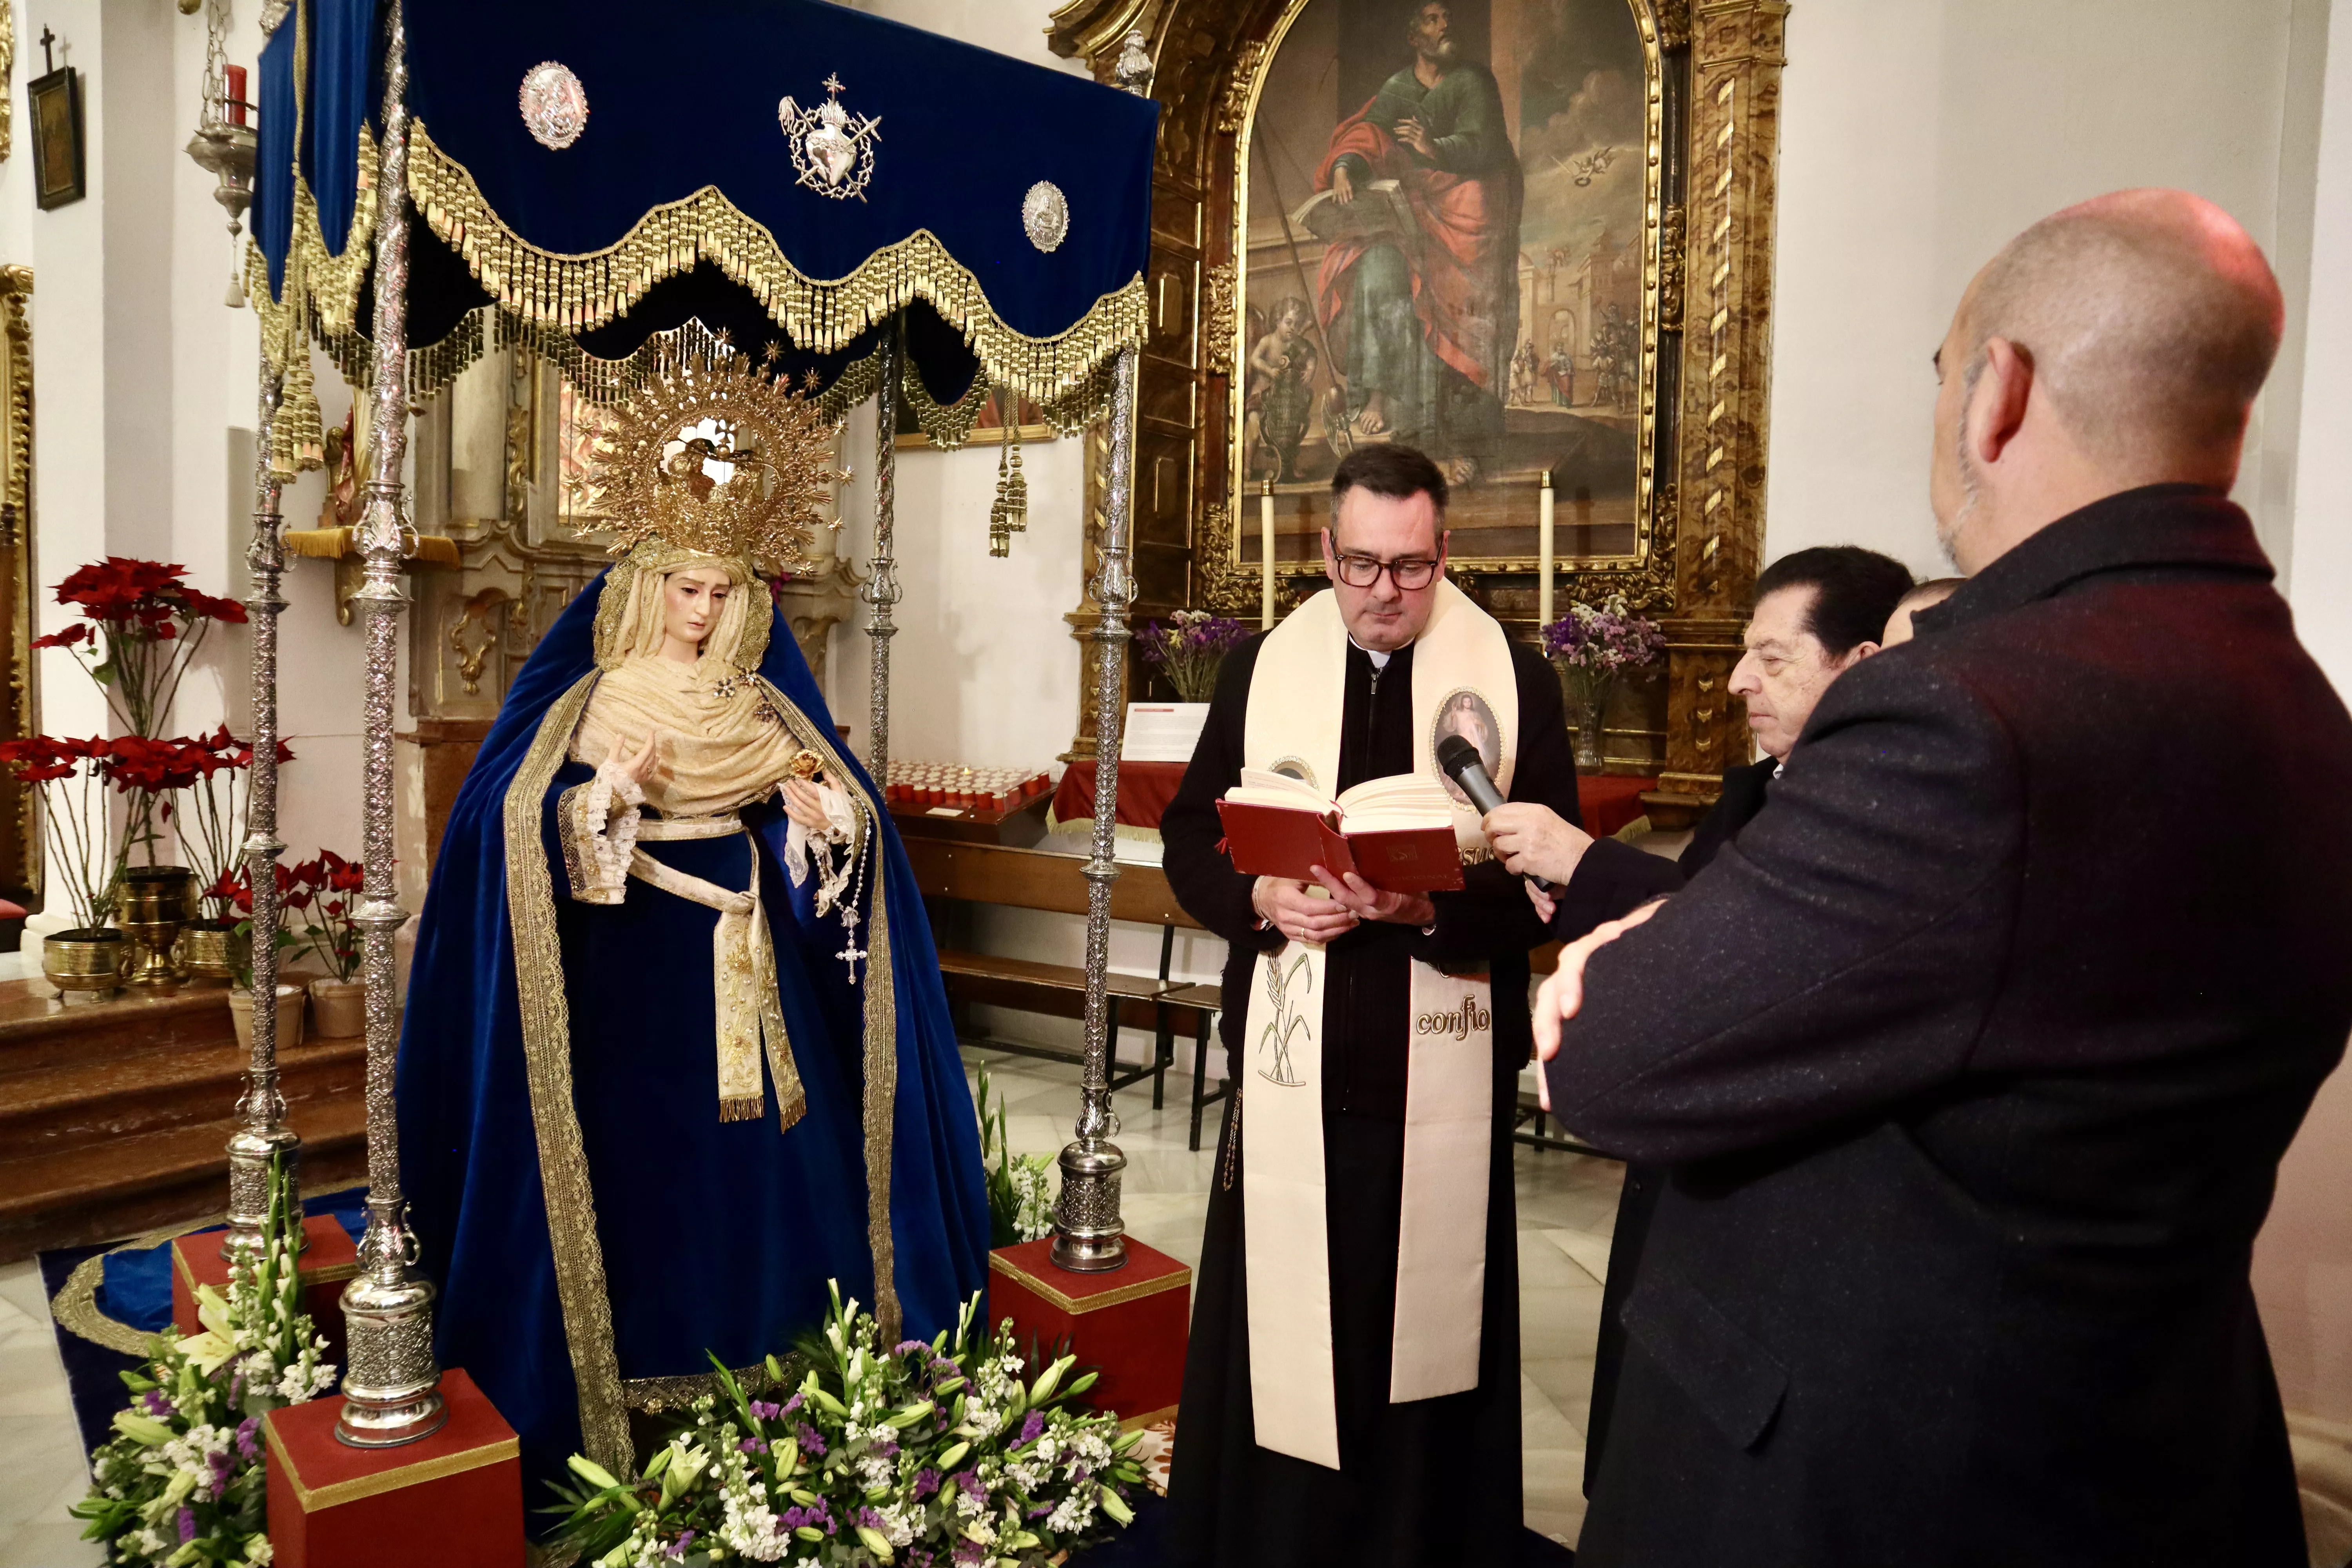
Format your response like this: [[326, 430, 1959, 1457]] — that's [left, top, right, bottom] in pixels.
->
[[1548, 486, 2352, 1568]]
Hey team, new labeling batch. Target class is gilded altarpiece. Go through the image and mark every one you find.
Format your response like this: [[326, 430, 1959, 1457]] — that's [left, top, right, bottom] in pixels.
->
[[1051, 0, 1786, 822]]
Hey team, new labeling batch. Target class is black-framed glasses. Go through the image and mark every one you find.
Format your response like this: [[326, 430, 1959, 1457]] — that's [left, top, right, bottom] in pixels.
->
[[1332, 552, 1441, 590]]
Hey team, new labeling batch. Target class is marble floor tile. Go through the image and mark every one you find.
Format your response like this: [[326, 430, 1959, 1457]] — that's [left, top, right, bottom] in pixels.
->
[[0, 1265, 53, 1329], [1544, 1228, 1612, 1286]]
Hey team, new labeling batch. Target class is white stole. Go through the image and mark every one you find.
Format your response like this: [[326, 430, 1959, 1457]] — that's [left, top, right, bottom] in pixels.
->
[[1237, 581, 1518, 1468]]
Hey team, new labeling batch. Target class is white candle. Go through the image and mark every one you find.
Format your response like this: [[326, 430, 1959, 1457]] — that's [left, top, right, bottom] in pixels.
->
[[1538, 470, 1555, 630], [1260, 479, 1277, 629]]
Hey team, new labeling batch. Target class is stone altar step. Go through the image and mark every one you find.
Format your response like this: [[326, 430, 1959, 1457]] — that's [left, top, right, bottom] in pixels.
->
[[0, 979, 371, 1263]]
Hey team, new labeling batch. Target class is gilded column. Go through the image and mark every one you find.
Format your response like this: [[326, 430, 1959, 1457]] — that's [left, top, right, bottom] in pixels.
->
[[336, 0, 447, 1448], [862, 324, 902, 784], [1651, 0, 1788, 827], [223, 362, 298, 1258]]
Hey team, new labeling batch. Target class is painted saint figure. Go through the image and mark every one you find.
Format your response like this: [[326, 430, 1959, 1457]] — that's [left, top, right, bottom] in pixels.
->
[[396, 367, 989, 1513], [1315, 0, 1523, 484]]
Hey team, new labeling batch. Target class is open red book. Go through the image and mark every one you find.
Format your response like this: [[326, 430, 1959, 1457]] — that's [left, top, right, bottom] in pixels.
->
[[1214, 768, 1465, 894]]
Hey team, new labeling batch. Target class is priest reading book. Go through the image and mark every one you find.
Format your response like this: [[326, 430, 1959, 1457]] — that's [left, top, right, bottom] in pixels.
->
[[1158, 444, 1591, 1568]]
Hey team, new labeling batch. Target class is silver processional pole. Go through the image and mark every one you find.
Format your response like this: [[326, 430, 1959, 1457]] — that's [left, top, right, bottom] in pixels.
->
[[864, 321, 902, 784], [335, 0, 446, 1447], [223, 362, 299, 1258], [1051, 25, 1154, 1276]]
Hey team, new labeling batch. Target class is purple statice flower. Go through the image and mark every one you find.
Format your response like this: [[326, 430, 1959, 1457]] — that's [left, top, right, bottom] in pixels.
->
[[1028, 1503, 1054, 1519], [954, 1470, 985, 1501], [857, 1507, 887, 1533], [911, 1467, 941, 1501], [780, 1501, 837, 1536], [872, 1439, 899, 1459], [1016, 1410, 1045, 1446], [1071, 1464, 1093, 1485], [893, 1339, 931, 1357], [234, 1417, 261, 1460], [797, 1422, 827, 1457], [952, 1542, 987, 1567], [142, 1390, 176, 1419], [747, 1399, 783, 1421], [738, 1437, 769, 1455], [665, 1530, 696, 1561], [780, 1392, 805, 1416], [178, 1507, 198, 1543]]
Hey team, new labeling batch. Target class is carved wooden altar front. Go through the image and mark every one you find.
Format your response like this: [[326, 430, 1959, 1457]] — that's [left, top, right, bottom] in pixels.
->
[[1049, 0, 1787, 824]]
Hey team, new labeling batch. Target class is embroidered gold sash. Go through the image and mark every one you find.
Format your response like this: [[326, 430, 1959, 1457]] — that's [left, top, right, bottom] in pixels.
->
[[624, 837, 806, 1131], [1237, 581, 1517, 1469]]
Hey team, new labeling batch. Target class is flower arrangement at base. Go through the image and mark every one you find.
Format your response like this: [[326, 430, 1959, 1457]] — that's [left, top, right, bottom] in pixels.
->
[[1137, 610, 1250, 704], [69, 1154, 337, 1566], [975, 1063, 1054, 1247], [1541, 594, 1667, 771], [547, 1283, 1143, 1567]]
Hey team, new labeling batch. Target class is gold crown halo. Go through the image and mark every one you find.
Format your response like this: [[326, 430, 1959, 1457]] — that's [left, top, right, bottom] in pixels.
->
[[572, 350, 848, 573]]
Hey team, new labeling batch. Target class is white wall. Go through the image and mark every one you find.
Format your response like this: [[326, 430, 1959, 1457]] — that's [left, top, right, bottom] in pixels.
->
[[1, 0, 390, 896], [2253, 0, 2352, 1435], [1764, 0, 2331, 580]]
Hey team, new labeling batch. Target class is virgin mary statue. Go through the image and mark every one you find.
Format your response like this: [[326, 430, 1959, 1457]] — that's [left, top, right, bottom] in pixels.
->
[[396, 358, 989, 1502]]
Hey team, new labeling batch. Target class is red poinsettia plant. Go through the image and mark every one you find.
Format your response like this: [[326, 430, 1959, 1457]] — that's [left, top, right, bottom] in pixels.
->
[[31, 558, 249, 866], [286, 851, 365, 982], [179, 728, 296, 921], [0, 737, 124, 930]]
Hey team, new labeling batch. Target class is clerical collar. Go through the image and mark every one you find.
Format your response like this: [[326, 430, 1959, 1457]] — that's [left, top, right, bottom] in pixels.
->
[[1348, 633, 1401, 670]]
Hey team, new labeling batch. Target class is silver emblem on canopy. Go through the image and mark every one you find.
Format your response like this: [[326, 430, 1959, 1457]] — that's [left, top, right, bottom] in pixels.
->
[[779, 75, 882, 202], [1023, 181, 1069, 253], [518, 62, 589, 151]]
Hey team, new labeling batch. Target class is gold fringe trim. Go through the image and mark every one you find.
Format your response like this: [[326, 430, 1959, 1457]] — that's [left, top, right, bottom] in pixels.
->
[[50, 1213, 231, 1356], [718, 1094, 765, 1123], [503, 671, 635, 1477], [407, 119, 1146, 417], [283, 525, 461, 566]]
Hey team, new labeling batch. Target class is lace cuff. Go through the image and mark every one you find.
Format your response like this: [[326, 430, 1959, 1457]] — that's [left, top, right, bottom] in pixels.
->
[[558, 764, 646, 905], [784, 781, 856, 912]]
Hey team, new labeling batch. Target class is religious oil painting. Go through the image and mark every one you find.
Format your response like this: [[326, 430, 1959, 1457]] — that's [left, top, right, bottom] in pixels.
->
[[1234, 0, 1658, 572]]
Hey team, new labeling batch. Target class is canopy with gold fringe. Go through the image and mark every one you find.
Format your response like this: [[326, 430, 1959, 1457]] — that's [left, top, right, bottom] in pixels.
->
[[249, 0, 1156, 474]]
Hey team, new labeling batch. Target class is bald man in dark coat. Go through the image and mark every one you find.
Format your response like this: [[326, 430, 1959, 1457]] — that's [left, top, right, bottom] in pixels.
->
[[1531, 190, 2352, 1566]]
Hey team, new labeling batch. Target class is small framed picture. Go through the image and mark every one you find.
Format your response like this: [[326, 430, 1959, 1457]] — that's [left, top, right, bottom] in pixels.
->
[[28, 65, 85, 211]]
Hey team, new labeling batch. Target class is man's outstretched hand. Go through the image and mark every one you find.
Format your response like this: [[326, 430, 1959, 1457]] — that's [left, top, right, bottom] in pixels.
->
[[1530, 898, 1666, 1110]]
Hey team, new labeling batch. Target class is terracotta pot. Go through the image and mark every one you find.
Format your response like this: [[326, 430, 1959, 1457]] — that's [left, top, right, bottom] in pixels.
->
[[180, 919, 250, 981], [42, 928, 129, 994], [308, 977, 366, 1039], [229, 984, 306, 1051]]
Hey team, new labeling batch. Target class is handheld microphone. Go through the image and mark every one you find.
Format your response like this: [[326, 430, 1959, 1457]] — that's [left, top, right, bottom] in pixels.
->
[[1436, 734, 1556, 894]]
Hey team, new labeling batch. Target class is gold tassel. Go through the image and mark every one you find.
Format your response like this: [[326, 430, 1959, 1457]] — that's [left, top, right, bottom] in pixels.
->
[[718, 1094, 766, 1124]]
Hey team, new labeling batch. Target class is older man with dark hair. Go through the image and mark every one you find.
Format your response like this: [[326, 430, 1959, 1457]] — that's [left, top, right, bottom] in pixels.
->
[[1530, 189, 2352, 1566], [1483, 542, 1913, 1499]]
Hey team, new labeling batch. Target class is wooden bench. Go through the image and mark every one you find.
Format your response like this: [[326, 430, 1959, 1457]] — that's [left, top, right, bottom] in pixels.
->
[[903, 838, 1230, 1148]]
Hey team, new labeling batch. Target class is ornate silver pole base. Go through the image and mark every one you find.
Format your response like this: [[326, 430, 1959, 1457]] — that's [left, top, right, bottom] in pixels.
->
[[1052, 339, 1143, 1276], [335, 1196, 446, 1446]]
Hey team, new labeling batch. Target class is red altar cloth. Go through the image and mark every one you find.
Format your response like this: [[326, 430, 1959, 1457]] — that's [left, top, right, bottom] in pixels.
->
[[1051, 760, 1189, 830], [1579, 775, 1657, 838], [1054, 759, 1657, 839]]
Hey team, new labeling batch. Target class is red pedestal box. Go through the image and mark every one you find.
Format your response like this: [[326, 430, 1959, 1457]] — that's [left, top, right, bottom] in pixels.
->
[[988, 1238, 1190, 1428], [172, 1216, 358, 1368], [263, 1367, 521, 1568]]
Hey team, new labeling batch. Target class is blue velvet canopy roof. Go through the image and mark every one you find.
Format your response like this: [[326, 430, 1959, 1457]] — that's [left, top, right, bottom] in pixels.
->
[[249, 0, 1156, 470]]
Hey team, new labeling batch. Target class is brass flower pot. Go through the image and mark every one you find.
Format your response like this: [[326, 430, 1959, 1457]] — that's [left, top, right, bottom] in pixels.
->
[[42, 928, 129, 994], [180, 918, 250, 981], [118, 866, 197, 987]]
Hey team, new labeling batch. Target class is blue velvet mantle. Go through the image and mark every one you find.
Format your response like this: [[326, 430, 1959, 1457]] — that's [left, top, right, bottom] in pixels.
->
[[395, 573, 990, 1506]]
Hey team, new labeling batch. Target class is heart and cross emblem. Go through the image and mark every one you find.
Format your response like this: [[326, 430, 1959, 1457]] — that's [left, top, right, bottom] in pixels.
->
[[779, 74, 881, 202]]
